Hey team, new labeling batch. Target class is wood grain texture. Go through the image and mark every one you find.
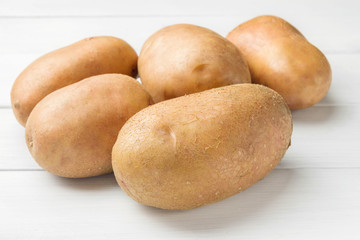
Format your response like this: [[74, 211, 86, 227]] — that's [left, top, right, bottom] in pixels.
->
[[1, 169, 359, 239], [0, 0, 358, 17], [0, 109, 38, 169], [0, 16, 359, 55]]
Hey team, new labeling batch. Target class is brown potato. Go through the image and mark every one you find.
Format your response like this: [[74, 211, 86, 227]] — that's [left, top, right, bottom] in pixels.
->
[[138, 24, 251, 103], [112, 84, 292, 210], [226, 15, 331, 109], [25, 74, 152, 178], [11, 36, 138, 126]]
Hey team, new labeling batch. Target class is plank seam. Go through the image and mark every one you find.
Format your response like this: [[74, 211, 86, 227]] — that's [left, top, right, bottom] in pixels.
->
[[0, 14, 268, 18]]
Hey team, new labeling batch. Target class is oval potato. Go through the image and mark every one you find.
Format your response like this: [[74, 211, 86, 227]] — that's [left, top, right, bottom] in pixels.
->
[[138, 24, 251, 103], [112, 84, 292, 210], [11, 36, 138, 126], [26, 74, 152, 178], [227, 15, 331, 109]]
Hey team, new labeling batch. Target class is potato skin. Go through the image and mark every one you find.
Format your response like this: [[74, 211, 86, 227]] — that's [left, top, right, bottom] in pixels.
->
[[138, 24, 251, 103], [11, 36, 138, 126], [226, 15, 331, 109], [112, 84, 292, 210], [25, 74, 152, 178]]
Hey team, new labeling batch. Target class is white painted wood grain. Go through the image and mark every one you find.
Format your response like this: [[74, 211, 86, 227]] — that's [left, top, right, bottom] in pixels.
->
[[0, 109, 38, 169], [1, 169, 359, 240], [1, 104, 359, 170], [283, 105, 360, 168], [0, 16, 358, 56], [0, 0, 359, 17]]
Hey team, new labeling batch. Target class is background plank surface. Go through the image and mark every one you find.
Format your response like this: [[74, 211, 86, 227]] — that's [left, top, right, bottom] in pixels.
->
[[0, 0, 359, 17], [1, 169, 359, 240], [1, 0, 359, 239]]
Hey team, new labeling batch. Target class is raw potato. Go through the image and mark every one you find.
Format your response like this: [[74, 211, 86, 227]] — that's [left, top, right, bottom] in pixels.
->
[[25, 74, 152, 178], [11, 36, 138, 126], [112, 84, 292, 210], [227, 15, 332, 109], [138, 24, 251, 103]]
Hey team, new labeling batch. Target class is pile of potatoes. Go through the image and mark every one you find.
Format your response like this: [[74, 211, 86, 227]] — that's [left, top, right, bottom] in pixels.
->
[[11, 15, 331, 210]]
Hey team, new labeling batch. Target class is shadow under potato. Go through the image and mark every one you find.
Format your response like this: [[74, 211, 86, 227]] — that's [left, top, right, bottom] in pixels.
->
[[292, 105, 337, 124], [291, 94, 338, 124], [49, 172, 118, 191], [140, 168, 295, 232]]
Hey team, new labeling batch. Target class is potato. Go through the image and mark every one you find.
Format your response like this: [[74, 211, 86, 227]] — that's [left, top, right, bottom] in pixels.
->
[[25, 74, 152, 178], [112, 84, 292, 210], [226, 15, 331, 109], [138, 24, 251, 103], [11, 36, 138, 126]]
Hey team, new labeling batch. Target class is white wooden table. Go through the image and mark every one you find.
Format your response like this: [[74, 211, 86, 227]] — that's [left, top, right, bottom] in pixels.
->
[[1, 1, 359, 239]]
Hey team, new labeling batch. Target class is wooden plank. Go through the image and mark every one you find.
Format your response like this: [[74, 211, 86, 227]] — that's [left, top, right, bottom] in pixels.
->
[[1, 169, 359, 239], [1, 53, 358, 107], [0, 16, 358, 56], [1, 104, 359, 170], [0, 0, 358, 17], [0, 109, 38, 170], [283, 105, 360, 168]]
